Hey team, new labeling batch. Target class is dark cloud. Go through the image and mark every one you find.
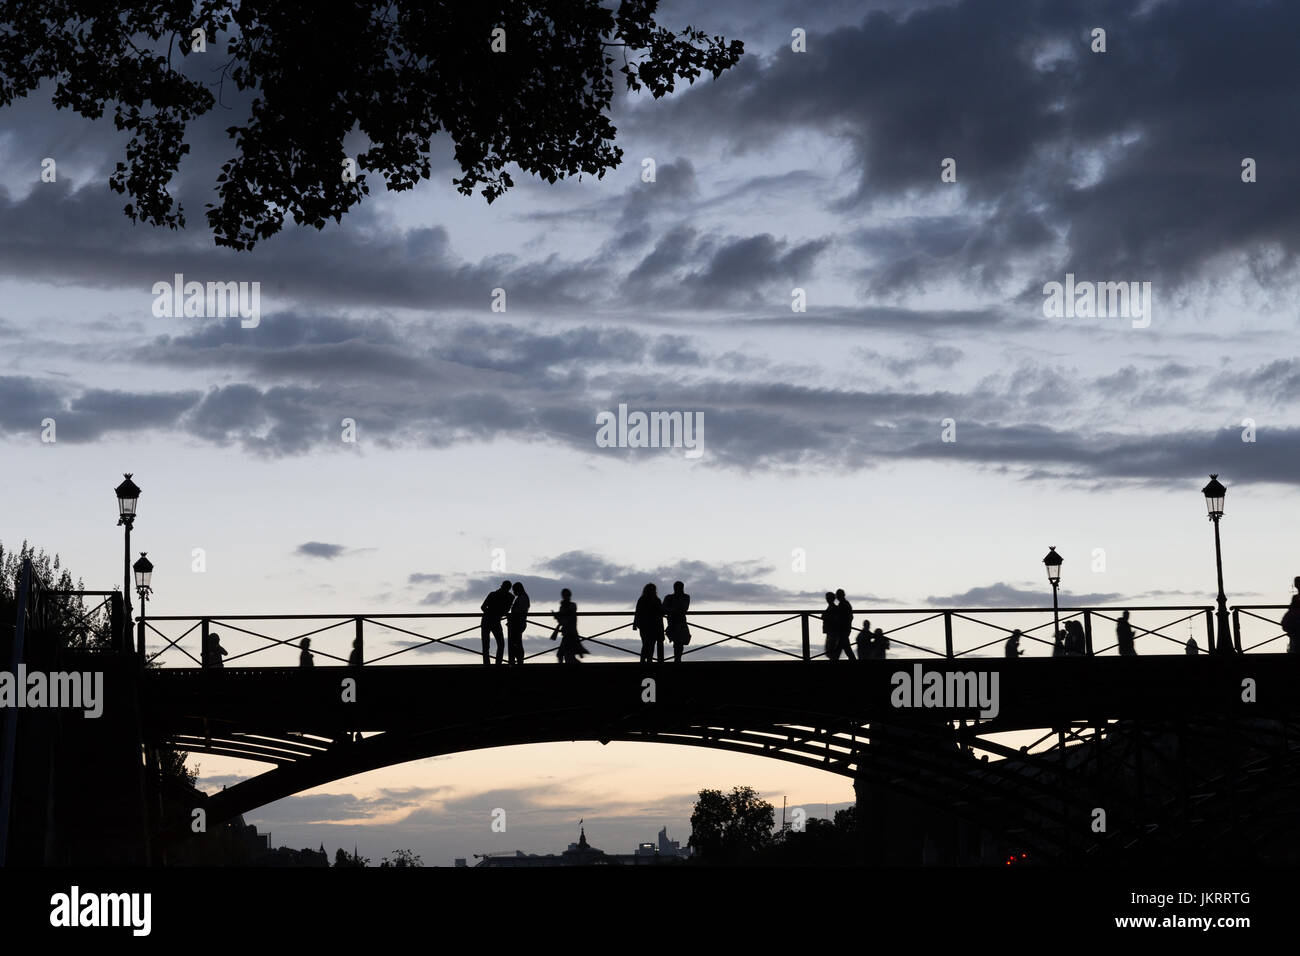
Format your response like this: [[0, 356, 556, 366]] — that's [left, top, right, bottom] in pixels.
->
[[627, 229, 833, 307], [646, 0, 1300, 295], [415, 549, 846, 607], [926, 582, 1125, 607], [297, 542, 349, 560]]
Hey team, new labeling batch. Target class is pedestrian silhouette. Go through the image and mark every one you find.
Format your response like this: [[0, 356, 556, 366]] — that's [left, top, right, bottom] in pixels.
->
[[870, 627, 889, 659], [552, 588, 586, 664], [299, 637, 313, 668], [1052, 629, 1066, 658], [831, 589, 857, 661], [856, 619, 871, 661], [821, 592, 837, 658], [348, 635, 362, 668], [1065, 620, 1086, 656], [633, 583, 664, 664], [1185, 637, 1198, 655], [1281, 593, 1300, 655], [1116, 611, 1136, 656], [507, 582, 530, 665], [480, 580, 512, 666], [662, 581, 691, 662], [1005, 629, 1023, 658], [203, 632, 228, 668]]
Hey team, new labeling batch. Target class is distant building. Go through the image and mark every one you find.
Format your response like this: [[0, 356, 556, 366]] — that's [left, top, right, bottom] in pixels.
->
[[168, 813, 327, 866], [657, 826, 691, 859], [474, 825, 690, 867]]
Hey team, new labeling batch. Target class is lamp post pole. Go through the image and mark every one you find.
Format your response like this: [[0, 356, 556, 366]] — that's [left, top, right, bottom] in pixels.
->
[[1202, 475, 1234, 656], [134, 552, 154, 650], [1044, 546, 1063, 647], [122, 518, 132, 638], [115, 474, 141, 653], [1210, 512, 1232, 655]]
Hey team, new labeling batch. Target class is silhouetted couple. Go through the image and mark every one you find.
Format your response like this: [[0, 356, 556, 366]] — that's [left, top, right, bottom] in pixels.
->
[[633, 581, 691, 663], [1052, 620, 1086, 657], [856, 620, 888, 660], [822, 589, 856, 660], [202, 631, 228, 668], [481, 580, 530, 665]]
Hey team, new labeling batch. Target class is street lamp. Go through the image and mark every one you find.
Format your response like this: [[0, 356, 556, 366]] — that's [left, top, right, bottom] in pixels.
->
[[133, 552, 153, 630], [1201, 474, 1234, 655], [115, 474, 141, 652], [1043, 547, 1063, 649]]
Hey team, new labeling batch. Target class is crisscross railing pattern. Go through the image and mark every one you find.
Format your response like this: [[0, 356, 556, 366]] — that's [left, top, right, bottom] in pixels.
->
[[1232, 605, 1295, 654], [135, 603, 1271, 668]]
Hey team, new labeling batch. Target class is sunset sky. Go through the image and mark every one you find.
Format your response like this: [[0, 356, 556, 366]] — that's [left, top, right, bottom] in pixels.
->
[[3, 0, 1299, 863]]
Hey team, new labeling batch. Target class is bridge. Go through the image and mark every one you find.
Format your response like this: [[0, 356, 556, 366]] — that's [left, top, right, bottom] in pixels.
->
[[5, 566, 1300, 865], [137, 601, 1300, 864]]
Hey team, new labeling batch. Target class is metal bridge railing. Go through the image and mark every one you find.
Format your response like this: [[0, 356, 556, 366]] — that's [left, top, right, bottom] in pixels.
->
[[133, 603, 1269, 669], [1231, 605, 1294, 654]]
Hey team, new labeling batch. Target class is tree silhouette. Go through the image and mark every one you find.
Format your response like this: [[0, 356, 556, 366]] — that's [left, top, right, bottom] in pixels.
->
[[687, 785, 775, 863], [379, 848, 422, 867], [0, 1, 743, 249], [334, 847, 369, 867], [1, 539, 197, 793], [0, 540, 113, 653]]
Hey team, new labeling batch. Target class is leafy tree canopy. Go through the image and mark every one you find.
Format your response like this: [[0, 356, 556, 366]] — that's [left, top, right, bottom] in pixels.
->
[[688, 785, 775, 863], [0, 1, 744, 249]]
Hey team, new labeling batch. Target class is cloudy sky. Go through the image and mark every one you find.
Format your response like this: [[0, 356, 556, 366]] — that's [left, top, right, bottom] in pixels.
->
[[3, 0, 1299, 863]]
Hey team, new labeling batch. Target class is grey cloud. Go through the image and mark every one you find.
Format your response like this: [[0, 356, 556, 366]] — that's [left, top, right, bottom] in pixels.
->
[[643, 0, 1300, 295], [926, 582, 1125, 607], [417, 549, 847, 607], [252, 786, 449, 824], [857, 344, 964, 377], [627, 230, 833, 308], [297, 542, 349, 560]]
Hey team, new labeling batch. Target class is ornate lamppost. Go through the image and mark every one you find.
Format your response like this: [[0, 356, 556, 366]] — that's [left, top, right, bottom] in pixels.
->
[[1201, 474, 1234, 655], [115, 474, 141, 651], [1043, 546, 1063, 648], [133, 552, 153, 636]]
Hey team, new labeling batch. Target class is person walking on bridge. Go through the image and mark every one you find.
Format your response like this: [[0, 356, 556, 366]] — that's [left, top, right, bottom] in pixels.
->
[[1116, 611, 1137, 656], [552, 588, 586, 664], [633, 583, 665, 663], [662, 581, 691, 663], [1005, 630, 1023, 658], [481, 580, 512, 665], [507, 582, 530, 665], [821, 592, 837, 658], [299, 637, 314, 668], [831, 589, 857, 661]]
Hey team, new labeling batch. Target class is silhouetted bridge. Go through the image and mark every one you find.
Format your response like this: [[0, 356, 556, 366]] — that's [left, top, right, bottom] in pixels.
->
[[7, 574, 1299, 865], [134, 604, 1300, 863]]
